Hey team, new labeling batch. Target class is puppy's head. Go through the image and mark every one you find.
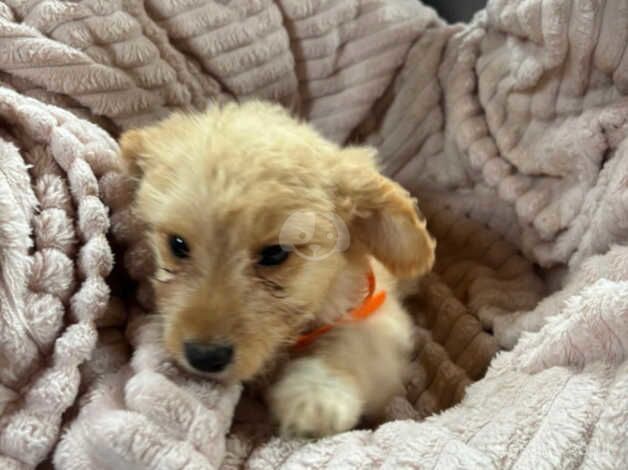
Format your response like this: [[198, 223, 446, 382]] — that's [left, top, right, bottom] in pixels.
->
[[120, 101, 434, 382]]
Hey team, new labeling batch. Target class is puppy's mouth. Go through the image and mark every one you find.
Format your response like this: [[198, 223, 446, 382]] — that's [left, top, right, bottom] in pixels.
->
[[175, 356, 237, 383]]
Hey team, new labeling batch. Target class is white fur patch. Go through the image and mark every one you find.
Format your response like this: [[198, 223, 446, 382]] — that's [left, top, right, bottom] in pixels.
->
[[269, 358, 363, 438]]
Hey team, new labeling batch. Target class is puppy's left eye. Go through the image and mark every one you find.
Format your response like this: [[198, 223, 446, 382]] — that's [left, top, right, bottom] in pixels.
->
[[257, 245, 291, 266], [169, 234, 190, 259]]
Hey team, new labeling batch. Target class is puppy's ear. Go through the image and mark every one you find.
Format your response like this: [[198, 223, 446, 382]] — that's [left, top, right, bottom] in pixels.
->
[[335, 147, 435, 278], [118, 129, 148, 178]]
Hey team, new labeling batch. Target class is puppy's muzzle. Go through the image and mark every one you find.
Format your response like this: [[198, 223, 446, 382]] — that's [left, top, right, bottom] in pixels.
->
[[184, 342, 234, 373]]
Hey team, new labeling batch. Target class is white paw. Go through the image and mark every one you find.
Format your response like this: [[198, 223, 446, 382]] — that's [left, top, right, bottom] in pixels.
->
[[269, 358, 362, 438]]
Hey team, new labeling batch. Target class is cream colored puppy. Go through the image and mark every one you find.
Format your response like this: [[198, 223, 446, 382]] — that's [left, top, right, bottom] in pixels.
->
[[120, 101, 435, 438]]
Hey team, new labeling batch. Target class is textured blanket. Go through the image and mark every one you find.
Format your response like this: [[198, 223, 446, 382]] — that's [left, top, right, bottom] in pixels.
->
[[0, 0, 627, 468]]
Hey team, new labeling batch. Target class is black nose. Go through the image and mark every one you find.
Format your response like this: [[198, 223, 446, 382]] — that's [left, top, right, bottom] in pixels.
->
[[183, 342, 234, 373]]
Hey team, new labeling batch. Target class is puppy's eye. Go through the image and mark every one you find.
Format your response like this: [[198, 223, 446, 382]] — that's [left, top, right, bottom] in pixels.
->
[[257, 245, 291, 266], [169, 234, 189, 259]]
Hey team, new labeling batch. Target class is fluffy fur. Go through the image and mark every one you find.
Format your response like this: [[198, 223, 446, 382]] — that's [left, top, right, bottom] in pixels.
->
[[119, 101, 435, 437]]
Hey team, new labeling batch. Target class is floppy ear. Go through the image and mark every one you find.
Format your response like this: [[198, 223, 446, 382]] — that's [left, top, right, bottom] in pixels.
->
[[335, 147, 436, 279], [118, 129, 148, 178]]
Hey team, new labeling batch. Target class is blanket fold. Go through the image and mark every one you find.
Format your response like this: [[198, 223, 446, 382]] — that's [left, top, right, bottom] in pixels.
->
[[0, 0, 627, 468]]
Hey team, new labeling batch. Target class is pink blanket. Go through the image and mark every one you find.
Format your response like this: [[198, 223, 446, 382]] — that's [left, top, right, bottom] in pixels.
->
[[0, 1, 627, 468]]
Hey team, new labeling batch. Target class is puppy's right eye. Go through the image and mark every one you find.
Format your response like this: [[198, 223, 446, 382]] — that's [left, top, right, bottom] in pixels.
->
[[169, 234, 189, 259], [257, 245, 291, 266]]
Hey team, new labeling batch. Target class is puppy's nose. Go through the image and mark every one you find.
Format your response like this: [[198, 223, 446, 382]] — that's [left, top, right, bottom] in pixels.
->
[[184, 342, 234, 373]]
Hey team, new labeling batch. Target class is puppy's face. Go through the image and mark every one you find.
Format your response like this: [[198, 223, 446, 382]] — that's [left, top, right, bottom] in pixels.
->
[[120, 102, 434, 383]]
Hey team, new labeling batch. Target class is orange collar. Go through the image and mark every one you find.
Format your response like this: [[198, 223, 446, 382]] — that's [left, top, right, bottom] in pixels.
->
[[293, 268, 387, 350]]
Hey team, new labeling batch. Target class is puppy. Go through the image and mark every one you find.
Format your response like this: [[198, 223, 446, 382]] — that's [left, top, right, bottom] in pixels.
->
[[119, 101, 435, 438]]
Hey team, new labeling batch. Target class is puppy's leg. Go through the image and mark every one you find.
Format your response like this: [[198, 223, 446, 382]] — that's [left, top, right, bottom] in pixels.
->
[[268, 357, 363, 438], [270, 303, 413, 438]]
